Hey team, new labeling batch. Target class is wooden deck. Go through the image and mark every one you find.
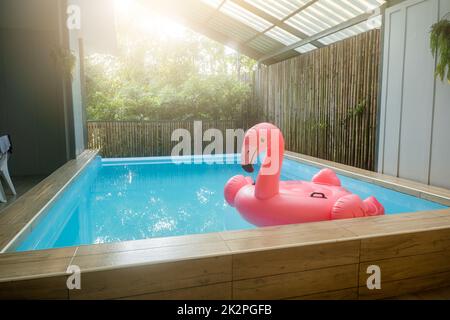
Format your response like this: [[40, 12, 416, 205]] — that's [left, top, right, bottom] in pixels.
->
[[0, 176, 46, 213], [393, 286, 450, 300], [0, 150, 449, 300]]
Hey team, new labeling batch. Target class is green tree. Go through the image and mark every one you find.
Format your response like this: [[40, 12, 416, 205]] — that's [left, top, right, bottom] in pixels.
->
[[85, 17, 256, 121]]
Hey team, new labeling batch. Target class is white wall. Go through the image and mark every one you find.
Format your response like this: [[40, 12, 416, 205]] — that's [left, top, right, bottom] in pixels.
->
[[378, 0, 450, 189], [69, 35, 86, 157], [67, 0, 118, 156]]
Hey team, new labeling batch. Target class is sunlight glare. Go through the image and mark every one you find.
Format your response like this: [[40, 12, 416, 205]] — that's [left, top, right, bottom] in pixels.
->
[[224, 46, 237, 55], [114, 0, 187, 39], [114, 0, 133, 15]]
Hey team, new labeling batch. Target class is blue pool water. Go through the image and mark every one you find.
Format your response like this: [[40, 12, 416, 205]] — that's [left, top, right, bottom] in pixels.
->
[[14, 155, 446, 252]]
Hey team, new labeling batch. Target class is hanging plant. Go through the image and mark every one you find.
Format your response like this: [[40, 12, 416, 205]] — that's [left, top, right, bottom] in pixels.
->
[[340, 99, 367, 126], [430, 14, 450, 83], [50, 47, 77, 81]]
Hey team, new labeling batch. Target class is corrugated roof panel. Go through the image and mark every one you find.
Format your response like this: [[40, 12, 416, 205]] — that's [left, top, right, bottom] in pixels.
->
[[319, 15, 381, 45], [248, 35, 285, 52], [285, 0, 384, 36], [183, 2, 217, 23], [284, 16, 317, 35], [220, 1, 273, 32], [295, 43, 317, 53], [207, 13, 260, 41], [265, 26, 301, 45], [182, 0, 386, 62], [285, 1, 349, 36], [325, 0, 362, 17], [218, 27, 257, 42], [313, 1, 351, 22], [251, 37, 283, 51], [201, 0, 224, 9], [348, 0, 385, 11], [244, 0, 310, 20], [312, 2, 353, 23]]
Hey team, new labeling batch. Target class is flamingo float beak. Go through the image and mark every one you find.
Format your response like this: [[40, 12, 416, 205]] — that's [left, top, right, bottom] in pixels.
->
[[241, 148, 257, 173]]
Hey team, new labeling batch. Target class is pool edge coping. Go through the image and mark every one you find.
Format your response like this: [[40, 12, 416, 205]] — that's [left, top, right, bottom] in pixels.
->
[[0, 150, 100, 254]]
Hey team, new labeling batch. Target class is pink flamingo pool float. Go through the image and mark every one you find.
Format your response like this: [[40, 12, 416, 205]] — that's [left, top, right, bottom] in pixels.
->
[[224, 123, 384, 227]]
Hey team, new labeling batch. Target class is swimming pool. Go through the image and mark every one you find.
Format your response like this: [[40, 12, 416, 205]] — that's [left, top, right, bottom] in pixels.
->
[[13, 155, 446, 252]]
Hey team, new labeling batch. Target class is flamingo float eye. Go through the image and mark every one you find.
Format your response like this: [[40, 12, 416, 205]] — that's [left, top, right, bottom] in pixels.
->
[[242, 164, 254, 173]]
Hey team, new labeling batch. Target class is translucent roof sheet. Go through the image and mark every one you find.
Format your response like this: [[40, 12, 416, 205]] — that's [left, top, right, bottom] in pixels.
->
[[220, 1, 273, 32], [248, 36, 285, 52], [295, 43, 317, 53], [244, 0, 311, 20], [201, 0, 224, 9], [265, 26, 301, 45], [285, 0, 384, 36], [185, 0, 385, 63], [319, 14, 382, 45]]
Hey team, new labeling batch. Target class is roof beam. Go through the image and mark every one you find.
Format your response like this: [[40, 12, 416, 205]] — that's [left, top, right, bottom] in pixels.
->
[[258, 8, 382, 64], [229, 0, 323, 48]]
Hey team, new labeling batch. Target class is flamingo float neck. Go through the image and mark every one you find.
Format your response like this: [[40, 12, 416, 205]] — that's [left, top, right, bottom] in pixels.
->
[[241, 123, 285, 200]]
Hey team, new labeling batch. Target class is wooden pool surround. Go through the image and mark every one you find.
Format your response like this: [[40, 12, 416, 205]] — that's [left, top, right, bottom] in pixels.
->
[[0, 150, 450, 300]]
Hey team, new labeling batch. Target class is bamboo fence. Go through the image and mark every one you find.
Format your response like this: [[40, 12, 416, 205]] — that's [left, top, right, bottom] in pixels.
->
[[252, 30, 380, 170], [87, 120, 248, 158]]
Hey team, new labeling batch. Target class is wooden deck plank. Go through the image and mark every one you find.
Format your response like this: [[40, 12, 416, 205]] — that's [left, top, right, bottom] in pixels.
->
[[360, 228, 450, 262], [333, 210, 450, 237], [360, 271, 450, 300], [287, 288, 358, 300], [76, 233, 224, 257], [69, 256, 232, 300], [219, 218, 356, 242], [359, 250, 450, 286], [0, 223, 26, 250], [0, 176, 45, 213], [232, 240, 360, 280], [72, 241, 231, 272], [118, 282, 232, 300], [223, 227, 357, 253], [0, 276, 68, 300], [392, 285, 450, 300], [0, 247, 76, 266], [0, 257, 73, 282], [233, 264, 358, 300]]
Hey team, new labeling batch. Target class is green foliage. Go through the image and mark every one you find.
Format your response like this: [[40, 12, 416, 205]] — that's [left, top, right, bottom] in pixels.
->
[[339, 99, 367, 126], [51, 47, 77, 81], [311, 121, 328, 130], [85, 27, 256, 121], [352, 99, 367, 116], [430, 18, 450, 83]]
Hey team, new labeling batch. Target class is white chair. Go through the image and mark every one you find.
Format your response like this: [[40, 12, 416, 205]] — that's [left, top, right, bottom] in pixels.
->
[[0, 177, 6, 203], [0, 135, 15, 203]]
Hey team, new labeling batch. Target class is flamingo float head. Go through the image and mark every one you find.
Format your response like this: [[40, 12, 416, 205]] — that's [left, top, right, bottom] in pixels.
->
[[240, 123, 285, 176], [224, 123, 286, 207]]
